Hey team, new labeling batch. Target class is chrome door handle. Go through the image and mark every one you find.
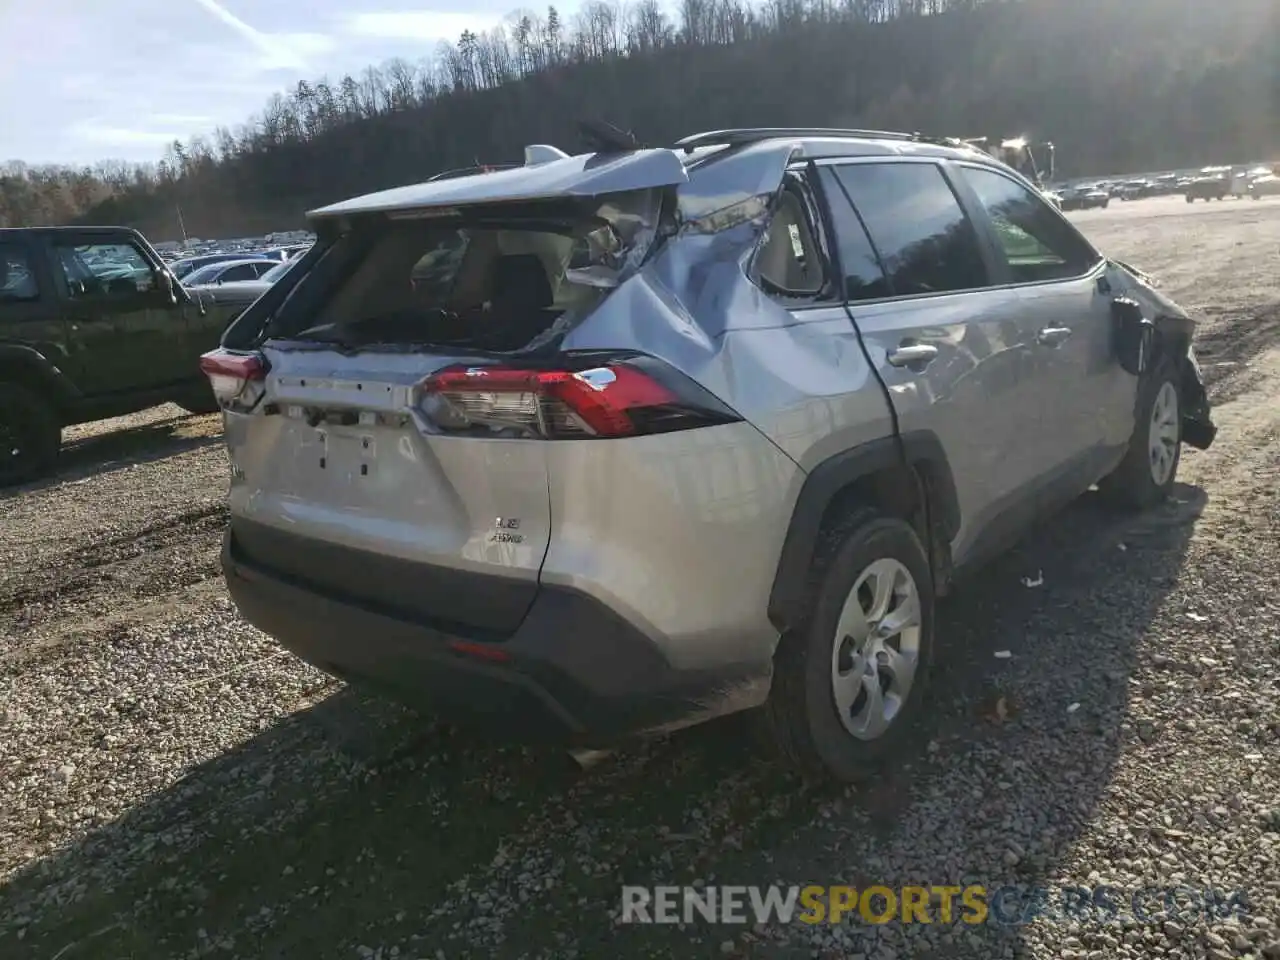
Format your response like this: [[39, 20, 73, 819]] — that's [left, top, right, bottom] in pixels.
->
[[1037, 326, 1073, 346], [886, 343, 939, 367]]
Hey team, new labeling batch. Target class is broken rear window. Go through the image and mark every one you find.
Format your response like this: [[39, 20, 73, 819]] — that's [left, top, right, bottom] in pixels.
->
[[277, 190, 661, 354]]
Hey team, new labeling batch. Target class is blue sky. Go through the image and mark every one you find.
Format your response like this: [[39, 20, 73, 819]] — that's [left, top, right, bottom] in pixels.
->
[[1, 0, 574, 166]]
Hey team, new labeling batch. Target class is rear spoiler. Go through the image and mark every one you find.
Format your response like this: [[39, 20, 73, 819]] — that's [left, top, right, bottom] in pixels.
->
[[425, 164, 519, 182], [306, 148, 688, 221]]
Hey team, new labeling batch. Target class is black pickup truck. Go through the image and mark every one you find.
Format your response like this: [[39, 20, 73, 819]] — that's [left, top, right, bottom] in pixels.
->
[[0, 226, 238, 485]]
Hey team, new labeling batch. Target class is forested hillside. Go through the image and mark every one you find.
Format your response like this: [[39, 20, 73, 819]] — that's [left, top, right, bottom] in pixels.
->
[[1, 0, 1276, 238]]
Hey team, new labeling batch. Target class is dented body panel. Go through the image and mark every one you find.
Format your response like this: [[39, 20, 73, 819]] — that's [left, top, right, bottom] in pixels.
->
[[1104, 260, 1217, 449]]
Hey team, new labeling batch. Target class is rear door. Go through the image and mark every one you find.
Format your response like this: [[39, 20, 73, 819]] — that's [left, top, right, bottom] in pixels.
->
[[1, 237, 69, 364], [818, 158, 1047, 566], [52, 234, 188, 392], [953, 163, 1132, 467]]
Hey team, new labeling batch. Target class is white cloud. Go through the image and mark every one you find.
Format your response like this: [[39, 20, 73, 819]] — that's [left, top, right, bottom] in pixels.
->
[[189, 0, 310, 70], [0, 0, 593, 165], [69, 123, 188, 147], [341, 11, 504, 42], [149, 113, 219, 126]]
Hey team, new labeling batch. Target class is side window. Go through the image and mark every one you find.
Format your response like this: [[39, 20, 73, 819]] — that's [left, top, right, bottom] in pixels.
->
[[221, 264, 256, 282], [828, 162, 989, 297], [750, 175, 828, 300], [817, 168, 891, 302], [54, 241, 157, 299], [0, 244, 40, 302], [960, 166, 1100, 283]]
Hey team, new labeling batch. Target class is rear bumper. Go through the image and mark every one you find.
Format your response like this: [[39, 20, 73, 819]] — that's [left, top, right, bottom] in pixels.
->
[[222, 528, 770, 746]]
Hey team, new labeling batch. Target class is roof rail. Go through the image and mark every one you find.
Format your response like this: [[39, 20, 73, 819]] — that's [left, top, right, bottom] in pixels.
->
[[673, 127, 940, 153], [425, 164, 519, 182]]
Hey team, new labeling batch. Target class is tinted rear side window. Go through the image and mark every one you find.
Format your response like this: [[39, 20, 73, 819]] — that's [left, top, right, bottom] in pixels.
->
[[222, 264, 257, 282], [0, 243, 39, 302], [827, 163, 988, 297], [816, 168, 891, 302]]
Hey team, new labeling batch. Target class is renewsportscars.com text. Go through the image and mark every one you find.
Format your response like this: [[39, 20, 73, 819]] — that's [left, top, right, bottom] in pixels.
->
[[620, 884, 1252, 926]]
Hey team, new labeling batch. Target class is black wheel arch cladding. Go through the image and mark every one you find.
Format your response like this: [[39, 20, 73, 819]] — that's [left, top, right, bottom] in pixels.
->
[[0, 345, 78, 410], [767, 430, 959, 634]]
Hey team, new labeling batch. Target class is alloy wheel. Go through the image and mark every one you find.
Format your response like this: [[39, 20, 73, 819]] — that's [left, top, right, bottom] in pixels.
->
[[829, 558, 922, 741], [1148, 381, 1180, 486]]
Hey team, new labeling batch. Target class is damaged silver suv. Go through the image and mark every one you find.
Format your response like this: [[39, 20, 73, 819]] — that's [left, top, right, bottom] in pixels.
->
[[203, 128, 1217, 782]]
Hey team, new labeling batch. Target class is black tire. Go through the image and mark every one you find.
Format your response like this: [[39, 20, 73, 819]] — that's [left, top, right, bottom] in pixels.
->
[[1185, 195, 1194, 203], [174, 385, 221, 415], [763, 507, 936, 783], [0, 381, 62, 486], [1098, 357, 1182, 510]]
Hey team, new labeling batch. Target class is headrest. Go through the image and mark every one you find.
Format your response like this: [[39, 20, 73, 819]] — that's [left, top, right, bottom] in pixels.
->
[[490, 254, 552, 310]]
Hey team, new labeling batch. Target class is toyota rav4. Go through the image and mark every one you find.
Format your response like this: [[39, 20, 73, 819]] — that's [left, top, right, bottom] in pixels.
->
[[203, 128, 1217, 782]]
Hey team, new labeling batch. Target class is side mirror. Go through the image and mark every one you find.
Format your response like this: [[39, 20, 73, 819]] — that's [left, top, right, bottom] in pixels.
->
[[1111, 297, 1154, 376], [162, 270, 194, 305]]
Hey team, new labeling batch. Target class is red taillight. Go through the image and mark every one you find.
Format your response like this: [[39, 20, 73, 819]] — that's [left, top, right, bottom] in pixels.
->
[[421, 356, 735, 440], [448, 639, 510, 662], [199, 349, 267, 407]]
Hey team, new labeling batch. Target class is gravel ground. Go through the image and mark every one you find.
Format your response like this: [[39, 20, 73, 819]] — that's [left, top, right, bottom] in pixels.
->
[[1, 195, 1279, 960]]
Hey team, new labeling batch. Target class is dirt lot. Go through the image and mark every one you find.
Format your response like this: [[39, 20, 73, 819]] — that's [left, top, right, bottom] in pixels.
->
[[2, 195, 1279, 960]]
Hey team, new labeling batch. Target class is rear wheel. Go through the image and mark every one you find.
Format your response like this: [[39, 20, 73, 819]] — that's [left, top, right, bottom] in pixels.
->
[[1185, 195, 1194, 203], [1099, 358, 1181, 510], [0, 382, 62, 486], [174, 384, 221, 415], [764, 508, 935, 783]]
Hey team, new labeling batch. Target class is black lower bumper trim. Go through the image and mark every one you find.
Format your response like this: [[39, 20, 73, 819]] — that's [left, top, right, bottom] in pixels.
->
[[222, 529, 768, 745], [230, 516, 534, 637], [1182, 416, 1216, 451]]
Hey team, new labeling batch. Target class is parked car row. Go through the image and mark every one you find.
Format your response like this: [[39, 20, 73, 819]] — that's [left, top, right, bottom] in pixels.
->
[[185, 256, 298, 306], [1180, 165, 1280, 202], [1059, 183, 1111, 210], [1047, 162, 1278, 208], [1249, 173, 1280, 199], [166, 244, 311, 283]]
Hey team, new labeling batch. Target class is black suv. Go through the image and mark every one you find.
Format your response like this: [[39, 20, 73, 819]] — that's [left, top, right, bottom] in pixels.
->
[[0, 226, 238, 484]]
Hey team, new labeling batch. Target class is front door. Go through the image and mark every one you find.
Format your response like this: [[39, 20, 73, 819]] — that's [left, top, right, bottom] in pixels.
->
[[951, 163, 1133, 477], [52, 235, 188, 394]]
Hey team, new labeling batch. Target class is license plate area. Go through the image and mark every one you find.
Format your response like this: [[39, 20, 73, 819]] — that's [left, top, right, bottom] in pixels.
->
[[315, 423, 377, 483]]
